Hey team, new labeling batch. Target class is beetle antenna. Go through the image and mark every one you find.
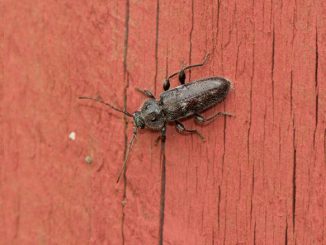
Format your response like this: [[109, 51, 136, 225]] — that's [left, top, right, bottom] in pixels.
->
[[79, 96, 133, 117], [167, 53, 210, 80], [116, 127, 138, 183]]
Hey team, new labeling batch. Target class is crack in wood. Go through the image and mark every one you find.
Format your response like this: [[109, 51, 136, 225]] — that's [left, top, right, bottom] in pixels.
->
[[121, 0, 130, 244], [254, 221, 257, 245], [188, 0, 195, 82], [271, 24, 275, 121], [313, 25, 319, 147], [154, 0, 160, 96], [292, 127, 296, 232], [158, 135, 166, 245], [324, 129, 326, 166], [285, 218, 288, 245]]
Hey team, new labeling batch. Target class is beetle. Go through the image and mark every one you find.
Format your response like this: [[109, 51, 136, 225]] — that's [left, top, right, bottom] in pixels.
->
[[79, 54, 232, 182]]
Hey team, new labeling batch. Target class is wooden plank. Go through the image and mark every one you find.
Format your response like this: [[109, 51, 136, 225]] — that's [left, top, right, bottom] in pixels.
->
[[1, 0, 325, 244]]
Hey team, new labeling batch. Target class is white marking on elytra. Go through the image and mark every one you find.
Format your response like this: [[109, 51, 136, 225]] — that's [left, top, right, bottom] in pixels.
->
[[181, 102, 188, 109]]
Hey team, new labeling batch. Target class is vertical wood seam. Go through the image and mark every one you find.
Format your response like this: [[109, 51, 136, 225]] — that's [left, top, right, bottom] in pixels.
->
[[154, 0, 160, 96], [121, 0, 130, 244], [158, 137, 166, 245], [313, 25, 319, 147]]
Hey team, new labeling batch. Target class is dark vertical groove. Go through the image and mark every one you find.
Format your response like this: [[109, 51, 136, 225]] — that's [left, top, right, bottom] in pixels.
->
[[290, 67, 296, 235], [154, 0, 160, 95], [158, 61, 170, 245], [223, 206, 227, 245], [235, 42, 241, 79], [290, 71, 293, 114], [264, 211, 267, 244], [271, 25, 275, 120], [248, 2, 255, 233], [219, 0, 226, 183], [213, 0, 221, 56], [247, 72, 253, 166], [250, 163, 255, 221], [247, 8, 255, 167], [263, 105, 267, 160], [253, 221, 257, 245], [292, 127, 296, 232], [223, 188, 228, 245], [285, 218, 288, 245], [221, 113, 226, 177], [217, 185, 221, 232], [212, 0, 220, 55], [13, 195, 21, 240], [158, 136, 166, 245], [270, 0, 273, 27], [217, 0, 221, 36], [278, 126, 282, 166], [188, 0, 194, 80], [324, 129, 326, 166], [212, 225, 215, 245], [121, 0, 130, 244], [313, 26, 318, 146], [290, 0, 296, 238]]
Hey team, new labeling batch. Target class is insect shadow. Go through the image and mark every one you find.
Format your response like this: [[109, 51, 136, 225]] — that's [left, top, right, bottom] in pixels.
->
[[79, 54, 233, 182]]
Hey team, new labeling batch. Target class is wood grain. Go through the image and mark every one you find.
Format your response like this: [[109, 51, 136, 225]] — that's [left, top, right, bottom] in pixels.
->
[[1, 0, 325, 244]]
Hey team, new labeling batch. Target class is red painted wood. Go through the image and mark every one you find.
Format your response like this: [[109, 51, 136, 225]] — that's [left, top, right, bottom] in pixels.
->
[[2, 0, 326, 244]]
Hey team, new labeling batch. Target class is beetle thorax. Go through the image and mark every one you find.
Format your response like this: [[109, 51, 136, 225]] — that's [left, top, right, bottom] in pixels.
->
[[134, 99, 165, 130]]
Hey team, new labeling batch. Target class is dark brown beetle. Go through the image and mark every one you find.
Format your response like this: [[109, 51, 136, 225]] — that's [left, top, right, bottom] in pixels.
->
[[79, 55, 232, 182], [134, 77, 231, 132]]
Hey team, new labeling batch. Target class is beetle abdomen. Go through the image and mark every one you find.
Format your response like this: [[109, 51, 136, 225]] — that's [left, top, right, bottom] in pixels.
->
[[160, 77, 231, 121]]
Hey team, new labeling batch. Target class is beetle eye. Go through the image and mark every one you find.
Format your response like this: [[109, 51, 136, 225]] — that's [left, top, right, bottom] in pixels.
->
[[151, 117, 156, 122]]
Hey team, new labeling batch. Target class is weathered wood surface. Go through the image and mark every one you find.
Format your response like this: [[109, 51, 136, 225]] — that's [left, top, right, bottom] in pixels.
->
[[1, 0, 325, 244]]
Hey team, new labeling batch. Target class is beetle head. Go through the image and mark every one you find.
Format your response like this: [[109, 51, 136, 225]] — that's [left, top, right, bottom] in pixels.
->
[[133, 99, 165, 130], [133, 111, 145, 129]]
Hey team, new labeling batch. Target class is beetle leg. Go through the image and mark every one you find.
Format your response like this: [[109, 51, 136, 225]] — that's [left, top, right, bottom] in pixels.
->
[[175, 121, 205, 142], [164, 53, 210, 88], [163, 79, 170, 91], [178, 70, 186, 85], [194, 112, 233, 125], [135, 88, 156, 99], [161, 126, 166, 143]]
